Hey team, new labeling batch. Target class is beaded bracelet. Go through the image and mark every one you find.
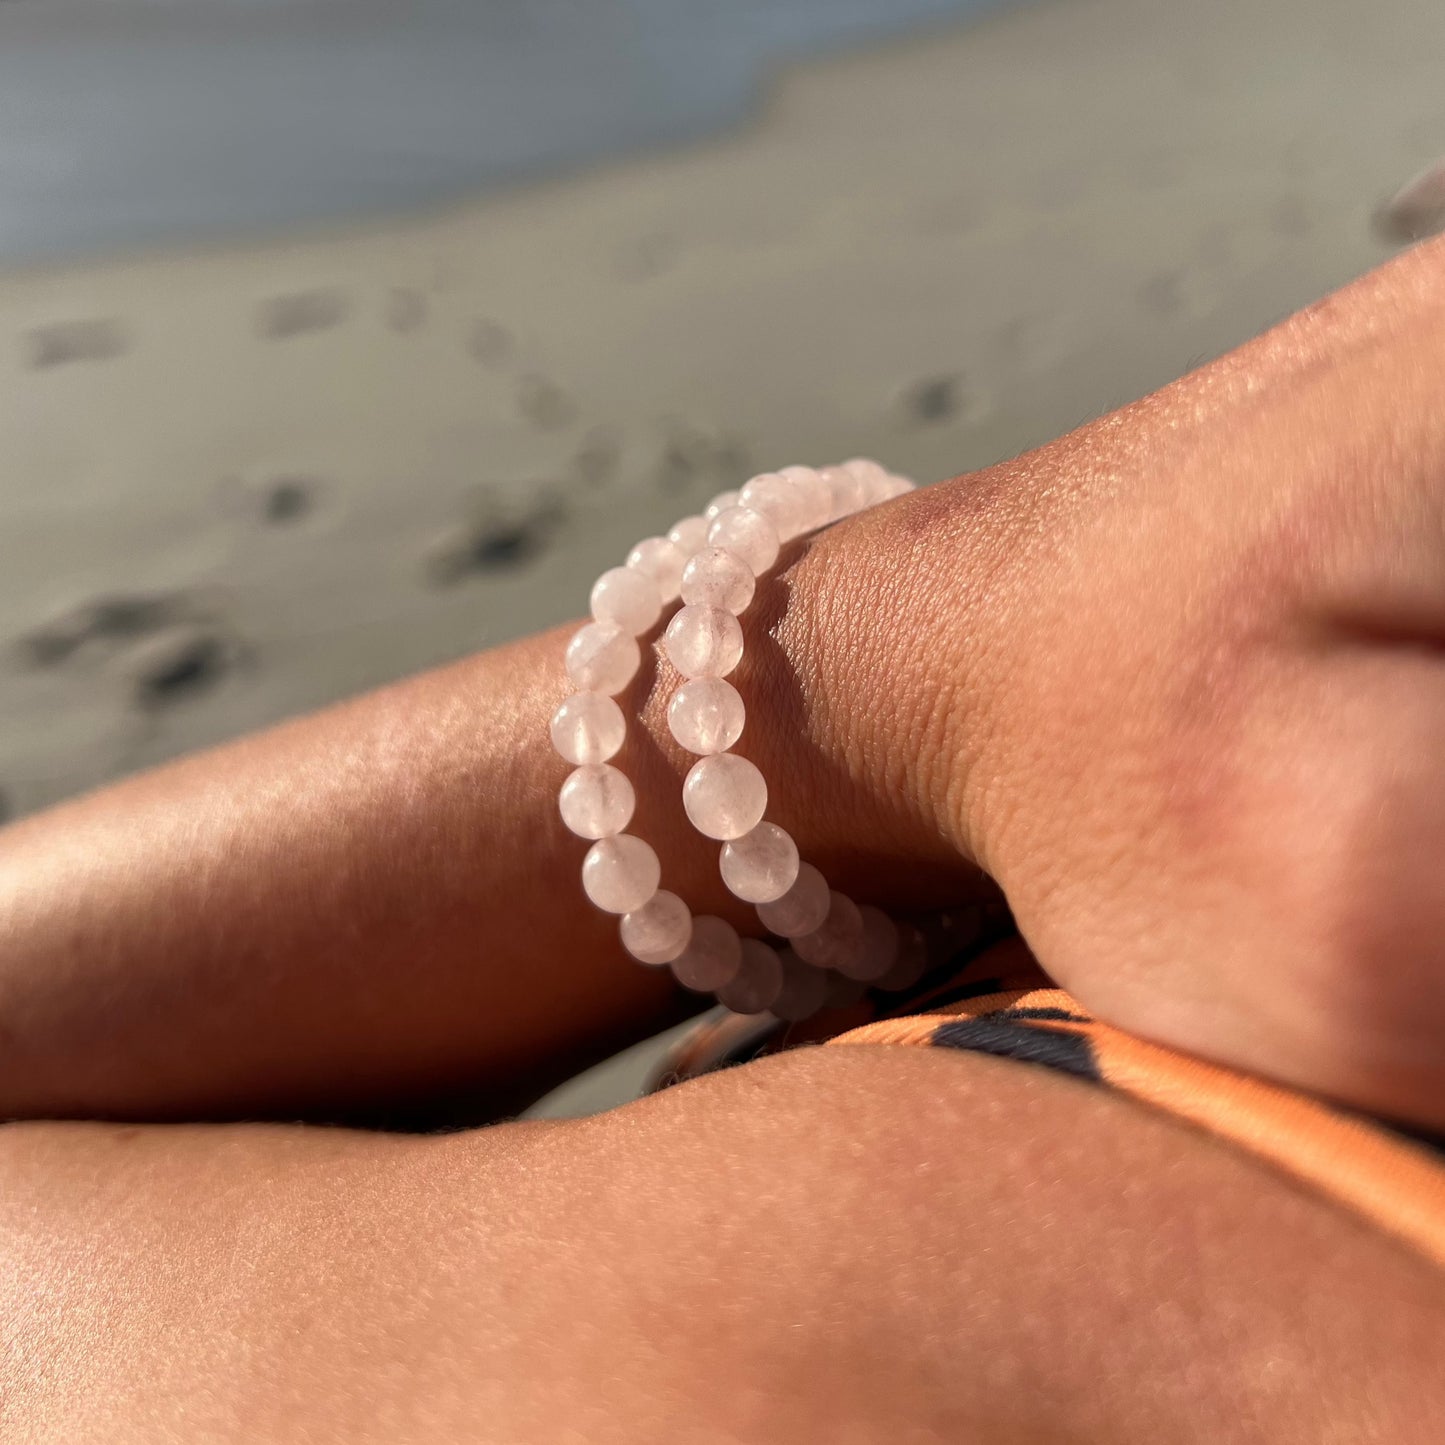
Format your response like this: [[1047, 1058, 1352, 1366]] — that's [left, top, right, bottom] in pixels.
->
[[550, 459, 930, 1022]]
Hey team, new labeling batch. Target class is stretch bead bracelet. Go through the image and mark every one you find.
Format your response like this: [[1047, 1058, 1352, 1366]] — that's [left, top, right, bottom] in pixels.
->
[[550, 459, 932, 1022]]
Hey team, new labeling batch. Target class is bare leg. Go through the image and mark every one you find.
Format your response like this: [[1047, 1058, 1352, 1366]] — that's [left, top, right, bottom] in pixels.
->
[[4, 1044, 1441, 1444]]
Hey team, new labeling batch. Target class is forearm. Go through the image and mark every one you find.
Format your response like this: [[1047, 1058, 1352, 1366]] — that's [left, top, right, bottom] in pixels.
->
[[0, 545, 982, 1122], [0, 627, 679, 1119], [14, 238, 1445, 1128]]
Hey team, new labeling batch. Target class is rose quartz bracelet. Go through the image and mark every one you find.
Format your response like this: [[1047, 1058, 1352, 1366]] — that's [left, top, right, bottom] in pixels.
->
[[550, 459, 930, 1021]]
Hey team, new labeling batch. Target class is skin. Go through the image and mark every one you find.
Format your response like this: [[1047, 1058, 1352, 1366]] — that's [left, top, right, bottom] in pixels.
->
[[2, 243, 1445, 1439], [3, 1044, 1442, 1445], [6, 241, 1445, 1127]]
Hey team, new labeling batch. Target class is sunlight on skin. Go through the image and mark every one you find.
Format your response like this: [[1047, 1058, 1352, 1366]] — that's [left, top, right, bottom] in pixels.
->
[[3, 244, 1445, 1132], [2, 1046, 1441, 1442]]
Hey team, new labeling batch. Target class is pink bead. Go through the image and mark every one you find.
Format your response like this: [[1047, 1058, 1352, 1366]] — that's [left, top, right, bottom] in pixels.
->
[[626, 536, 686, 601], [820, 463, 865, 520], [843, 456, 889, 484], [843, 457, 893, 508], [837, 904, 899, 982], [704, 489, 741, 521], [859, 476, 897, 508], [581, 834, 661, 914], [558, 763, 635, 839], [662, 604, 744, 679], [739, 472, 810, 542], [706, 506, 779, 575], [564, 622, 641, 696], [776, 465, 832, 533], [771, 950, 830, 1022], [720, 821, 799, 903], [878, 922, 928, 992], [792, 890, 865, 972], [679, 546, 755, 614], [670, 914, 743, 992], [590, 565, 661, 635], [716, 938, 786, 1014], [683, 753, 768, 841], [550, 691, 625, 765], [668, 514, 710, 556], [668, 677, 745, 755], [620, 889, 692, 965], [755, 861, 831, 938]]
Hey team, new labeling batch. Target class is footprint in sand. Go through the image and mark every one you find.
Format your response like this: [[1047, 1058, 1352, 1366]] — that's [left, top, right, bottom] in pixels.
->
[[25, 318, 129, 369], [16, 591, 243, 713], [255, 288, 350, 339], [425, 491, 569, 584]]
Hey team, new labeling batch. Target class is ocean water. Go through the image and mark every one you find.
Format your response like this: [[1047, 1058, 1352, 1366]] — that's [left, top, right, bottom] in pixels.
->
[[0, 0, 1019, 263]]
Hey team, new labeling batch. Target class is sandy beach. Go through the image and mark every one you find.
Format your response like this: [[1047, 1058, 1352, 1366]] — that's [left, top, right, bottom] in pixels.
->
[[1, 0, 1440, 819]]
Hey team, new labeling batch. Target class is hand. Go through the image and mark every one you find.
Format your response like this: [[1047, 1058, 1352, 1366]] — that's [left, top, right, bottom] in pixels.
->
[[777, 235, 1445, 1128]]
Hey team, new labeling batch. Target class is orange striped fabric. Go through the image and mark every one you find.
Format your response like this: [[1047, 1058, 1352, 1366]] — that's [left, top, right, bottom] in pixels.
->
[[830, 984, 1445, 1271]]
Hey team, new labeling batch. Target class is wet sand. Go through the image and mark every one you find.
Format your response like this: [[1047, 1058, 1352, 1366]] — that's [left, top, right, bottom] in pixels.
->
[[0, 0, 1440, 817]]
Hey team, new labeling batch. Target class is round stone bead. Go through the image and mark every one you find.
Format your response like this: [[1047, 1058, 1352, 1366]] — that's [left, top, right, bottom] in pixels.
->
[[564, 621, 641, 696], [739, 472, 810, 542], [720, 821, 800, 904], [670, 914, 743, 993], [843, 455, 889, 485], [704, 489, 741, 521], [620, 889, 692, 965], [558, 763, 635, 839], [550, 691, 625, 765], [662, 604, 744, 679], [756, 861, 831, 938], [861, 474, 900, 508], [668, 676, 745, 755], [706, 506, 780, 575], [776, 465, 832, 533], [771, 950, 830, 1022], [792, 890, 865, 972], [820, 463, 866, 521], [878, 922, 928, 992], [590, 565, 661, 635], [837, 904, 900, 982], [843, 457, 893, 508], [668, 514, 710, 556], [683, 754, 768, 841], [581, 834, 661, 914], [716, 938, 786, 1014], [679, 546, 755, 615], [626, 536, 686, 602]]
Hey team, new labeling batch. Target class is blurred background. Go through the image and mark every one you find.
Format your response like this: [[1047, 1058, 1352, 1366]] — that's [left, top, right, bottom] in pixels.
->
[[2, 0, 1443, 822]]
